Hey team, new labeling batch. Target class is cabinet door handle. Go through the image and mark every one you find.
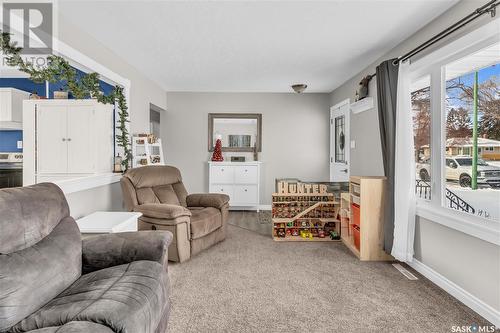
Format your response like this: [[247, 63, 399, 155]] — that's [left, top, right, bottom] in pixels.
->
[[67, 138, 72, 142], [245, 169, 248, 172], [62, 138, 66, 141], [221, 169, 224, 172], [220, 189, 224, 192], [244, 189, 248, 192]]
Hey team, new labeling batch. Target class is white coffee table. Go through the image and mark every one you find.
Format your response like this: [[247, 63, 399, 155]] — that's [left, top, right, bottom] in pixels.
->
[[76, 211, 142, 234]]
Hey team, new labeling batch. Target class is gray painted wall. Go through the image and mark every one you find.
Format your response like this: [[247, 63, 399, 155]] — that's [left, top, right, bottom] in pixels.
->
[[414, 217, 500, 311], [329, 0, 500, 313], [55, 15, 168, 215], [164, 92, 330, 204], [66, 183, 124, 220]]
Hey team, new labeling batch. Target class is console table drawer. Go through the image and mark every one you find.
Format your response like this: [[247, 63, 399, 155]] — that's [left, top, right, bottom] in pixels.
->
[[210, 184, 234, 199], [233, 185, 258, 204], [210, 165, 234, 184], [234, 165, 258, 184]]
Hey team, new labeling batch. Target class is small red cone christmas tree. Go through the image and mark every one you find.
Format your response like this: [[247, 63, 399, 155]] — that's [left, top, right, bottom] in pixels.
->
[[212, 139, 224, 161]]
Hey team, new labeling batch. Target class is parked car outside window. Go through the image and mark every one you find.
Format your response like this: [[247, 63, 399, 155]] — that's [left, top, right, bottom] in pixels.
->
[[417, 156, 500, 188]]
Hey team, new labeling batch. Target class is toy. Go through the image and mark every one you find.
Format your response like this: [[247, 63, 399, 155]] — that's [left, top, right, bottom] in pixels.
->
[[287, 222, 293, 227], [329, 231, 340, 240], [291, 229, 299, 236], [324, 222, 336, 234], [278, 228, 286, 238], [301, 221, 308, 227], [300, 230, 313, 239], [286, 229, 291, 236], [318, 229, 325, 238]]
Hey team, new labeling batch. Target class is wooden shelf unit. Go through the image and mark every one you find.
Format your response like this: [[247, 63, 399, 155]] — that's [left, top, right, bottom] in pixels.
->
[[272, 193, 340, 242], [341, 176, 393, 261], [132, 136, 165, 168]]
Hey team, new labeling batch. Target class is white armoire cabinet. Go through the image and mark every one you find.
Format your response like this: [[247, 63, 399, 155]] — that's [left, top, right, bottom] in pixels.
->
[[23, 99, 114, 185], [208, 161, 261, 211]]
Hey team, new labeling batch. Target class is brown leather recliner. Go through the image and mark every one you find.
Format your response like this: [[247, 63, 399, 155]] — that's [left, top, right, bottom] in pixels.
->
[[121, 165, 229, 262]]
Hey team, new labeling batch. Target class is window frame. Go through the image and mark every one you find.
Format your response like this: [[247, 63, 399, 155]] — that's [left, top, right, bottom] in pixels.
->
[[409, 20, 500, 245]]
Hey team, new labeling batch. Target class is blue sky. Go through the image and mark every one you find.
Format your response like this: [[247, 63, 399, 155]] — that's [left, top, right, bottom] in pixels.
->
[[446, 63, 499, 110]]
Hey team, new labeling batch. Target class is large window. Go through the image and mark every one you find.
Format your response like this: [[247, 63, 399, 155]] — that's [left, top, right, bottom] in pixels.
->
[[410, 25, 500, 232], [444, 57, 499, 221]]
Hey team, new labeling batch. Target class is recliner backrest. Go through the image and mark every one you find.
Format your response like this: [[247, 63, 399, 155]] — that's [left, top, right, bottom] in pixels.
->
[[0, 183, 70, 254], [122, 165, 189, 210], [0, 183, 82, 331]]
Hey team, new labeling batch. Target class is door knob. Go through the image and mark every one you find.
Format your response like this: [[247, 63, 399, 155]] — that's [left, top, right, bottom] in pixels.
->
[[341, 169, 348, 173]]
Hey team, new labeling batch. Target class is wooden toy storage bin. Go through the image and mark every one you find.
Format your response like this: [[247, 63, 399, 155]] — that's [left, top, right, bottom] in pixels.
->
[[272, 193, 340, 242]]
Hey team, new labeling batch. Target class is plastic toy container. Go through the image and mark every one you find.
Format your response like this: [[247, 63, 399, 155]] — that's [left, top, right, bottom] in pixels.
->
[[352, 225, 360, 251], [351, 203, 360, 228]]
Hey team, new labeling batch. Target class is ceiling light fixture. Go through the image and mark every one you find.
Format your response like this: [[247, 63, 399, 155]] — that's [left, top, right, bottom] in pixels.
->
[[291, 84, 307, 93]]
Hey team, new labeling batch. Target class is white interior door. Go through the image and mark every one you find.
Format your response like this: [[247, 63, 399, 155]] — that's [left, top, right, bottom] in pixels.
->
[[330, 100, 350, 182], [37, 105, 68, 173]]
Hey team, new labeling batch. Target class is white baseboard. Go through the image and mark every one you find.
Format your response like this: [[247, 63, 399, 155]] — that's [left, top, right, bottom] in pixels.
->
[[229, 205, 271, 211], [408, 259, 500, 327]]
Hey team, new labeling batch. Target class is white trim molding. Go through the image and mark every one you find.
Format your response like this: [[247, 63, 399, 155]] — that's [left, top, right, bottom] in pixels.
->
[[408, 259, 500, 328], [52, 173, 122, 194], [229, 205, 271, 211], [416, 202, 500, 246]]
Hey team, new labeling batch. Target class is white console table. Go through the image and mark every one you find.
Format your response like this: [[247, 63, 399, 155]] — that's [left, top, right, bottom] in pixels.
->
[[208, 161, 261, 211], [76, 211, 142, 234]]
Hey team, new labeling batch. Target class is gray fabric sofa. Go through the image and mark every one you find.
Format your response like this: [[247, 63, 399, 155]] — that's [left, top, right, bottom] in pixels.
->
[[121, 165, 230, 263], [0, 183, 172, 333]]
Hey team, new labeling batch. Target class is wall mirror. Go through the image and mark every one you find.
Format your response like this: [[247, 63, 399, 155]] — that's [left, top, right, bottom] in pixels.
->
[[208, 113, 262, 152]]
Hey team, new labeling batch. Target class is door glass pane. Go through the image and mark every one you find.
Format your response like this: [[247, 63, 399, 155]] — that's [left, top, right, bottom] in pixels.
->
[[411, 75, 431, 200], [334, 115, 345, 163], [444, 42, 500, 222]]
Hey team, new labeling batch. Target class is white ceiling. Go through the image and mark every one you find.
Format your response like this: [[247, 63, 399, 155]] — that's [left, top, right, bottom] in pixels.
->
[[58, 0, 458, 93]]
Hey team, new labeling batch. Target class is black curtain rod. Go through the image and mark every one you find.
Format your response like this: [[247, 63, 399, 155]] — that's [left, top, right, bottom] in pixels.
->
[[393, 0, 498, 65]]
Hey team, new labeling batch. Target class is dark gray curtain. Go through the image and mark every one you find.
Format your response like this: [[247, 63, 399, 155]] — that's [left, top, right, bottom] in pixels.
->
[[376, 59, 399, 253]]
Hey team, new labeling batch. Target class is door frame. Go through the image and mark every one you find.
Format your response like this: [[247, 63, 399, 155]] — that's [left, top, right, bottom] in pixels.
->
[[330, 98, 350, 182]]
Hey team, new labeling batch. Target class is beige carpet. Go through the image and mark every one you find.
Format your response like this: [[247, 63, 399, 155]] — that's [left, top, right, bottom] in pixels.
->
[[167, 224, 490, 332]]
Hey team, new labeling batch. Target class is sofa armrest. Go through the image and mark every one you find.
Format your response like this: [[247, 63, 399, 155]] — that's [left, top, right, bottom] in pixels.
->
[[133, 203, 192, 219], [82, 231, 172, 274], [186, 193, 230, 209]]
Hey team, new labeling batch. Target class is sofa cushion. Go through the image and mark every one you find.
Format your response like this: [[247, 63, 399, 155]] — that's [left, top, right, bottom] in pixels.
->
[[25, 321, 115, 333], [124, 166, 189, 206], [11, 261, 169, 333], [189, 207, 222, 239], [134, 203, 192, 220], [153, 184, 181, 205], [0, 217, 82, 332]]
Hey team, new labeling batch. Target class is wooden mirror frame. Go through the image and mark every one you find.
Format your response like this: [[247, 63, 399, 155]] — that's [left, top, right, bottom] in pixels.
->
[[208, 113, 262, 152]]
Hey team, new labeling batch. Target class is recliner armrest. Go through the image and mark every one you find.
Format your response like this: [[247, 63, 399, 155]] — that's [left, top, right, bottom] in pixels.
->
[[186, 193, 230, 209], [82, 231, 172, 274], [134, 203, 192, 219]]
